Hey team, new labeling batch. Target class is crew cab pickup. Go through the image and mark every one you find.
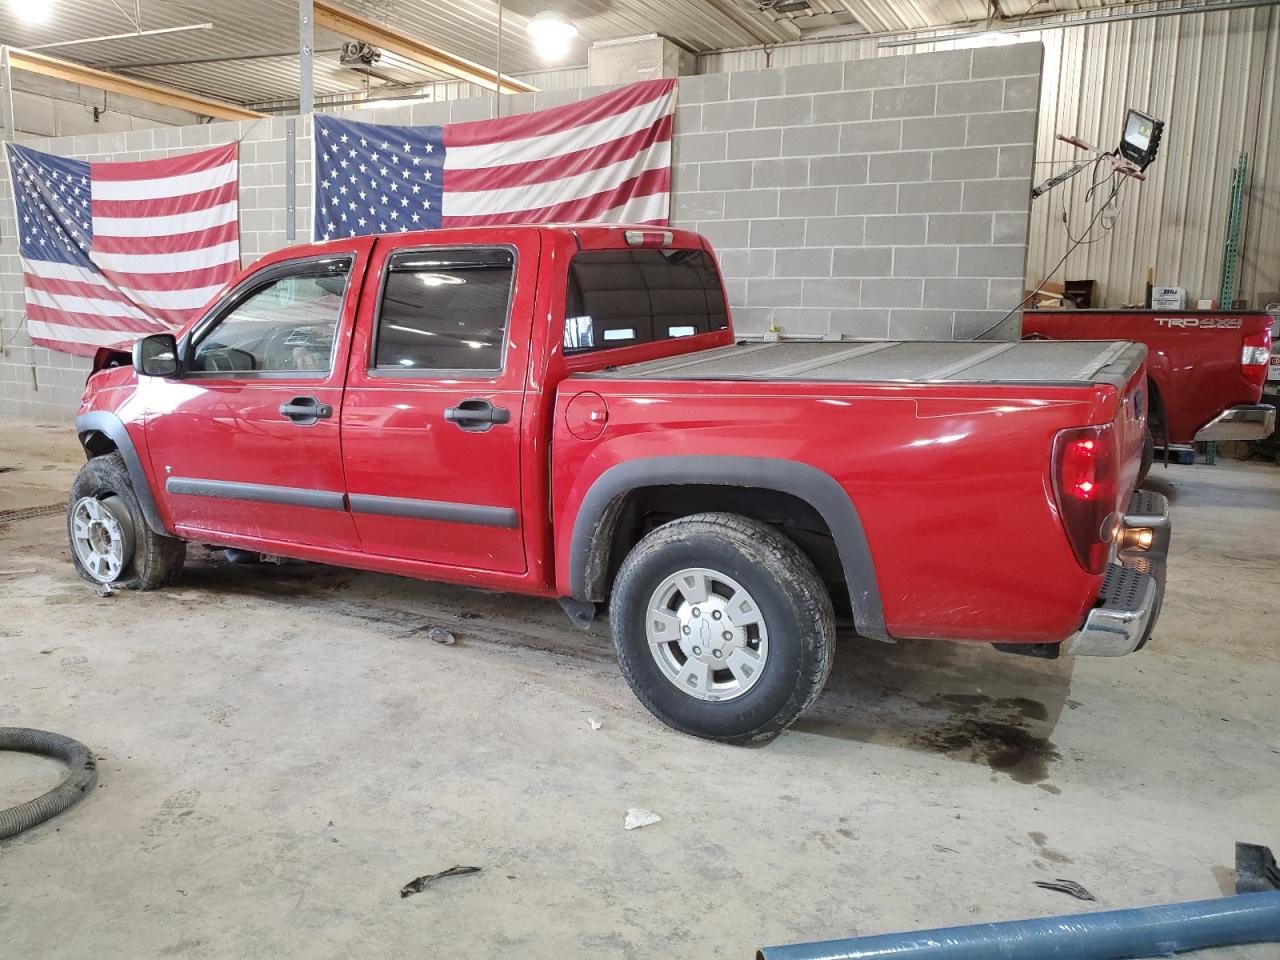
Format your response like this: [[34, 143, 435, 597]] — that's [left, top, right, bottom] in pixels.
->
[[1023, 309, 1275, 448], [71, 224, 1171, 742]]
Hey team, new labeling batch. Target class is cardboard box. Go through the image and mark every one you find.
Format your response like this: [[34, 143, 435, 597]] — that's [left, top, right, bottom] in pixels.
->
[[1152, 286, 1186, 310]]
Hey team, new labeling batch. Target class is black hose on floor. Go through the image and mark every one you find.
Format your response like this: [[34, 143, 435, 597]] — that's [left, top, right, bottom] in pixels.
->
[[0, 728, 97, 840]]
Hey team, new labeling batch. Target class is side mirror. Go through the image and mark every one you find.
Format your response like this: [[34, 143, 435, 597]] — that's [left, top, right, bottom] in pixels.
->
[[133, 333, 180, 377]]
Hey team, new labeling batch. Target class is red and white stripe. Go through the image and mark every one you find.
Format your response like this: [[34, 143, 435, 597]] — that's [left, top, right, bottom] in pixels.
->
[[440, 78, 675, 228], [90, 143, 240, 326], [23, 258, 169, 357], [25, 143, 240, 357]]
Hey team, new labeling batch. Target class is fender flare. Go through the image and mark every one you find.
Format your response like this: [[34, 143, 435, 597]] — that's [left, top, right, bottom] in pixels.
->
[[567, 456, 888, 641], [75, 412, 169, 536]]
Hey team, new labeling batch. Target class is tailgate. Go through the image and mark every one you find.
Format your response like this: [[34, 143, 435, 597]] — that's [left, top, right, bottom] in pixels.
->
[[1111, 361, 1151, 503]]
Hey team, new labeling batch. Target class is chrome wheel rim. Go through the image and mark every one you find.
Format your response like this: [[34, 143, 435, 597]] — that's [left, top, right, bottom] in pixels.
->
[[70, 495, 134, 584], [645, 567, 769, 702]]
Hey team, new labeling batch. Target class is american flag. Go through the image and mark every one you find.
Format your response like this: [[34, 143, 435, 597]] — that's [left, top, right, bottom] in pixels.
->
[[314, 78, 675, 239], [6, 142, 240, 357]]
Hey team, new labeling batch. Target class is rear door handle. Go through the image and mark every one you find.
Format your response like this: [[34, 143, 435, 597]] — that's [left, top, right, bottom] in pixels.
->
[[279, 396, 332, 425], [444, 398, 510, 433]]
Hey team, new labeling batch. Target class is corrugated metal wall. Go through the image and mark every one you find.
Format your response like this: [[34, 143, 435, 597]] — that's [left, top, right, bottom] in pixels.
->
[[1029, 5, 1278, 307], [703, 5, 1280, 308]]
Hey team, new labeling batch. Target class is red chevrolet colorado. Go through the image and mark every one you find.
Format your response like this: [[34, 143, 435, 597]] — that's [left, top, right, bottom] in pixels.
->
[[1023, 309, 1275, 451], [70, 224, 1171, 742]]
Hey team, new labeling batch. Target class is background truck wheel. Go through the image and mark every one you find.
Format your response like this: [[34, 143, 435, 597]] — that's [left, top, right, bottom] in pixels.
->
[[609, 512, 835, 744], [1138, 431, 1155, 483], [67, 453, 185, 590]]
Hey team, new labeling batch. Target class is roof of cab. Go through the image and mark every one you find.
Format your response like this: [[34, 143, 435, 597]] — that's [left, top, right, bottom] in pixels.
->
[[248, 223, 709, 274]]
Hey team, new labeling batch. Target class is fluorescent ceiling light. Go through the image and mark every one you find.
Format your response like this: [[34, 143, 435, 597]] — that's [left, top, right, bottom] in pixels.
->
[[951, 30, 1022, 48], [12, 0, 53, 23], [527, 9, 578, 61]]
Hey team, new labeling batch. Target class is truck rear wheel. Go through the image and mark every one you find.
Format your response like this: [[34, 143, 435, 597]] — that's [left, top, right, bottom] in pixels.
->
[[609, 512, 835, 744], [68, 453, 185, 590]]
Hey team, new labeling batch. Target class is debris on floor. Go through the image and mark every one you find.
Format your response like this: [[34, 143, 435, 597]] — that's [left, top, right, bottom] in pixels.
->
[[1034, 878, 1096, 901], [587, 717, 602, 730], [425, 627, 456, 645], [623, 808, 661, 830], [1235, 841, 1280, 893], [400, 865, 481, 899]]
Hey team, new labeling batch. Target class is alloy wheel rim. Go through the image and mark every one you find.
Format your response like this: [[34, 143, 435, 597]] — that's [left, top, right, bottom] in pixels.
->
[[71, 496, 132, 583], [645, 566, 769, 702]]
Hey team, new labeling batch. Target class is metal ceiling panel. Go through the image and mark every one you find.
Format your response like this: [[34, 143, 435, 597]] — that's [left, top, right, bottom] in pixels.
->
[[0, 0, 1166, 108]]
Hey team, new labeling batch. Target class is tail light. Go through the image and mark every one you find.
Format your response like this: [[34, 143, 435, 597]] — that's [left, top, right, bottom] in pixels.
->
[[1052, 424, 1118, 575], [1242, 329, 1272, 390]]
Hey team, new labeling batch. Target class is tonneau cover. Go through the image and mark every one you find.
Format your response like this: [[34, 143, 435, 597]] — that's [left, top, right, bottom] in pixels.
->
[[576, 338, 1146, 388]]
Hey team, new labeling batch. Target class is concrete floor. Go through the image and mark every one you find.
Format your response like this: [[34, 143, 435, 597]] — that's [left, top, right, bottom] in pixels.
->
[[1, 417, 1277, 959]]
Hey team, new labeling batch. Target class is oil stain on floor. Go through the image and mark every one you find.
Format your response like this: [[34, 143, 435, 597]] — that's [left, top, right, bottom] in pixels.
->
[[910, 693, 1061, 784]]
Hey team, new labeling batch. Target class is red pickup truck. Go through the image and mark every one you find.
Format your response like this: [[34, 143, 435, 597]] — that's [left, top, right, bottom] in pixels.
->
[[1023, 309, 1275, 452], [71, 224, 1171, 742]]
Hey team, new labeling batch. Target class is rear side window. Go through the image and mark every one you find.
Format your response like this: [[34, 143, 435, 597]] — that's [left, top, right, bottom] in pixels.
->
[[564, 249, 728, 354], [374, 247, 515, 372]]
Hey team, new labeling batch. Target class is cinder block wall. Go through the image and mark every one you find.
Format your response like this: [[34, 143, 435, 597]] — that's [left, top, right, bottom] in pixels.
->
[[671, 43, 1040, 341], [0, 44, 1040, 420]]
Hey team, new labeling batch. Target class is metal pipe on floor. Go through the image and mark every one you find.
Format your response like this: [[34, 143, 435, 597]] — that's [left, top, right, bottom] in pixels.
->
[[757, 890, 1280, 960]]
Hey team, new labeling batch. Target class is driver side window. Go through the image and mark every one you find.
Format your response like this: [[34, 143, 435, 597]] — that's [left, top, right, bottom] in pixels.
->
[[190, 258, 351, 375]]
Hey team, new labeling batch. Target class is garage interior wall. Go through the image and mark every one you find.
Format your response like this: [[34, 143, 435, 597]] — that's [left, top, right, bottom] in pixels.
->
[[704, 3, 1280, 309], [0, 45, 1041, 419], [0, 71, 202, 140]]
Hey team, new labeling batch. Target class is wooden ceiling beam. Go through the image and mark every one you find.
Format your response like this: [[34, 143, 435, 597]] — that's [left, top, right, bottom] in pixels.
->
[[313, 0, 538, 94], [8, 47, 267, 121]]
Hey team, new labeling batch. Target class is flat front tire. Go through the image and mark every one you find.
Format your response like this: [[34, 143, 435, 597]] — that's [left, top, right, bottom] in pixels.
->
[[68, 453, 185, 590], [609, 512, 835, 743]]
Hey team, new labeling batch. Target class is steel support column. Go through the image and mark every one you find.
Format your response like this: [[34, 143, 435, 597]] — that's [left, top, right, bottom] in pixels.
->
[[1, 46, 16, 142], [299, 0, 314, 115]]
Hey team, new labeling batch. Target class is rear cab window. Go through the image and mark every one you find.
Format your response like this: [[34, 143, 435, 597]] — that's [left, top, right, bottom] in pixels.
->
[[372, 247, 516, 374], [564, 248, 728, 355]]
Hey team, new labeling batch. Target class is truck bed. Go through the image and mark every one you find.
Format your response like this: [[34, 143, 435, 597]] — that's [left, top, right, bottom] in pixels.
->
[[575, 339, 1146, 388]]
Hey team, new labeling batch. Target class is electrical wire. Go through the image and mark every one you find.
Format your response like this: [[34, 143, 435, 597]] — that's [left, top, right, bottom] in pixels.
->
[[1062, 158, 1122, 246], [970, 174, 1127, 340]]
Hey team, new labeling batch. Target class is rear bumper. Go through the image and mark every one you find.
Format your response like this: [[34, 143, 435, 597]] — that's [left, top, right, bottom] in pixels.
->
[[1193, 404, 1276, 442], [1065, 490, 1170, 657]]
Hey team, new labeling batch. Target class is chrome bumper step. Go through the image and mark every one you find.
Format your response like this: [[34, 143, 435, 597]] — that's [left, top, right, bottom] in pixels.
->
[[1194, 404, 1276, 442], [1066, 489, 1170, 657]]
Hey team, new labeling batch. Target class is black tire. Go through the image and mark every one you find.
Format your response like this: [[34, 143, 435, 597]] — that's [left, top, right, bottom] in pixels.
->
[[1138, 431, 1155, 483], [67, 453, 185, 590], [609, 512, 835, 744]]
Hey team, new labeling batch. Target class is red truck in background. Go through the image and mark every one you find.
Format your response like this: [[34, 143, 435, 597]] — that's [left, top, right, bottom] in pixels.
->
[[1023, 310, 1275, 454], [71, 224, 1170, 742]]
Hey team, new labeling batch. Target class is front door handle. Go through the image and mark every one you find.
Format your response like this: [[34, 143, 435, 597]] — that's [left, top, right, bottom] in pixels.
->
[[279, 396, 332, 425], [444, 398, 510, 433]]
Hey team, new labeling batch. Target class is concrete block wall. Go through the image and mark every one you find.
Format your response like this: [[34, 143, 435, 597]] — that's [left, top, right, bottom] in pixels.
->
[[670, 43, 1041, 340], [0, 43, 1041, 420], [0, 114, 315, 419]]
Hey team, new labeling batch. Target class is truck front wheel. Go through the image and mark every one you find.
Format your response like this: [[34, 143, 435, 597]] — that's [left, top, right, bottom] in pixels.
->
[[609, 512, 835, 743], [68, 453, 186, 590]]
